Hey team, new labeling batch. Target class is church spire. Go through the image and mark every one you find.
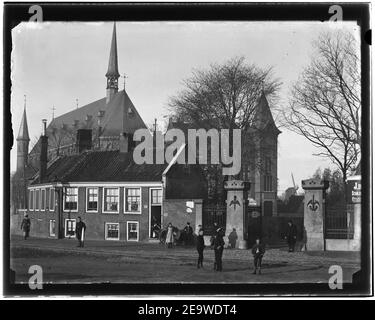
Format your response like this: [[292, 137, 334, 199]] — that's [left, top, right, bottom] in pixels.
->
[[16, 96, 30, 172], [106, 22, 120, 104], [17, 96, 30, 141]]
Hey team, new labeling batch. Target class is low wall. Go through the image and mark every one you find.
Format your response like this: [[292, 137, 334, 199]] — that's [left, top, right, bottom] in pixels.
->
[[325, 239, 360, 251]]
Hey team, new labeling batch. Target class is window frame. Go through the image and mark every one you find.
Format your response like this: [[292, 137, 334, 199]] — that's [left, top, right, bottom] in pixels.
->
[[49, 188, 55, 212], [105, 222, 120, 241], [263, 175, 273, 192], [124, 187, 142, 214], [86, 187, 99, 213], [40, 188, 46, 211], [126, 221, 139, 242], [49, 219, 56, 237], [29, 189, 34, 211], [102, 187, 120, 214], [64, 218, 76, 238], [63, 187, 79, 212], [35, 189, 40, 211]]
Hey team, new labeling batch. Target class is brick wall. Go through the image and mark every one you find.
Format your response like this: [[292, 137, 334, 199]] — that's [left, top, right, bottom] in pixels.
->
[[18, 185, 161, 242], [163, 199, 202, 232]]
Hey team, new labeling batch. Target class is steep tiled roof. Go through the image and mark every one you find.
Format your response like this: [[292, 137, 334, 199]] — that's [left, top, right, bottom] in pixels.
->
[[252, 92, 281, 134], [30, 150, 167, 185], [47, 90, 146, 137]]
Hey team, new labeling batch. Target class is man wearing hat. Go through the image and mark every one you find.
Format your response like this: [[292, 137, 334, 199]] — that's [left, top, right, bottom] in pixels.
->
[[213, 227, 225, 271], [20, 214, 31, 240], [76, 216, 86, 247]]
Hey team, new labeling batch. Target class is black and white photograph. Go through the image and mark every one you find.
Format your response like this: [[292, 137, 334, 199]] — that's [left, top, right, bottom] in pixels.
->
[[2, 2, 372, 300]]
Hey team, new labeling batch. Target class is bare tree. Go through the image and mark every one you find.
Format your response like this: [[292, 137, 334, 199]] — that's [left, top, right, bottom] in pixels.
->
[[283, 31, 361, 183], [168, 56, 281, 130]]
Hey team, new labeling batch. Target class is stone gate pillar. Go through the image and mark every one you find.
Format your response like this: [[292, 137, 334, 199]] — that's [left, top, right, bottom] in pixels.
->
[[302, 178, 329, 251], [224, 180, 246, 249]]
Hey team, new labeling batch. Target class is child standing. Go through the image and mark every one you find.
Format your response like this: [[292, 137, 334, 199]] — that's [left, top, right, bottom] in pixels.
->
[[251, 238, 265, 274]]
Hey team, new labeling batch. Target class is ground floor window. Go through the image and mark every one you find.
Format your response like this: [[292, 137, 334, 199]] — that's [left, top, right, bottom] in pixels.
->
[[65, 219, 76, 238], [49, 220, 56, 237], [127, 221, 139, 241], [105, 222, 120, 240]]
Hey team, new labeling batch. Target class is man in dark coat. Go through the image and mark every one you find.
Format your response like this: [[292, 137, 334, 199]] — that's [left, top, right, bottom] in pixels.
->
[[228, 228, 238, 249], [183, 222, 194, 245], [213, 228, 225, 271], [76, 216, 86, 247], [196, 229, 205, 268], [20, 214, 31, 240], [285, 220, 297, 252], [251, 238, 265, 274]]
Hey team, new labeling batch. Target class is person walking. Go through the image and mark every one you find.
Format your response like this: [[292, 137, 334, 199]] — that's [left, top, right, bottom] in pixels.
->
[[213, 228, 225, 271], [196, 228, 205, 268], [166, 222, 174, 248], [228, 228, 238, 249], [20, 214, 31, 240], [76, 216, 86, 247], [251, 238, 265, 274], [285, 220, 297, 252]]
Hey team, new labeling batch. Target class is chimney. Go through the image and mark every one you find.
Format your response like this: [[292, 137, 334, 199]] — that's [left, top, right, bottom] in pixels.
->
[[76, 129, 92, 153], [39, 119, 48, 183], [119, 132, 129, 153]]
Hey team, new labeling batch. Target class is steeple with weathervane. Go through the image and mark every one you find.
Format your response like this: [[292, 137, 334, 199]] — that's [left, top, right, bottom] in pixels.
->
[[105, 22, 120, 104]]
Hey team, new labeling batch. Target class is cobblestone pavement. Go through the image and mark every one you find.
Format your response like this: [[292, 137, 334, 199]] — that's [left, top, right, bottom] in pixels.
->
[[10, 236, 360, 284]]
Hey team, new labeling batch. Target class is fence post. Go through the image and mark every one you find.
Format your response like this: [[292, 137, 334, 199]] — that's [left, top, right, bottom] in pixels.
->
[[224, 180, 246, 249], [302, 178, 329, 251]]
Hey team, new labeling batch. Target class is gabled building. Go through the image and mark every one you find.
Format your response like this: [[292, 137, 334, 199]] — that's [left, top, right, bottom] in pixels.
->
[[12, 23, 206, 241]]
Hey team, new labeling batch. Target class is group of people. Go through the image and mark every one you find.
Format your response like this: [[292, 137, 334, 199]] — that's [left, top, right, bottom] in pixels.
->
[[21, 213, 300, 274], [195, 222, 266, 274], [165, 221, 195, 248]]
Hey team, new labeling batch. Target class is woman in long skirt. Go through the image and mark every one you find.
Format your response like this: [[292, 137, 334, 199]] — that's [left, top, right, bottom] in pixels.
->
[[165, 223, 174, 248]]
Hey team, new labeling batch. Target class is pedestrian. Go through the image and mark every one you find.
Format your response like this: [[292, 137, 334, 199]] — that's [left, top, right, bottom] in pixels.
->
[[76, 216, 86, 247], [183, 222, 194, 246], [196, 228, 205, 268], [20, 214, 31, 240], [166, 222, 174, 248], [302, 226, 307, 251], [251, 238, 265, 274], [213, 227, 225, 271], [285, 220, 297, 252], [228, 228, 238, 249]]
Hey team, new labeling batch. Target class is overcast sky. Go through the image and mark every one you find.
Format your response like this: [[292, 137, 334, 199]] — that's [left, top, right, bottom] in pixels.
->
[[10, 21, 359, 194]]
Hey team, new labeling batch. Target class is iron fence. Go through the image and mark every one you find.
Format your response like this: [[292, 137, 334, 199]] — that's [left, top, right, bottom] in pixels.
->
[[325, 205, 354, 239]]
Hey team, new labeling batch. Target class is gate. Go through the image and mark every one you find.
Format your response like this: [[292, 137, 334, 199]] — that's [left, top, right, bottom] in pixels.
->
[[202, 204, 226, 235], [245, 206, 262, 247], [325, 204, 354, 239]]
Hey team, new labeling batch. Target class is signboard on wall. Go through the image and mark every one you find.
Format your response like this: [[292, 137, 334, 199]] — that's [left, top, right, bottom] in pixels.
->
[[347, 178, 361, 204]]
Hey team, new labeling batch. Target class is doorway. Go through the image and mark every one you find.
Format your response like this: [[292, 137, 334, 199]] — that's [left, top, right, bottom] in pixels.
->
[[149, 188, 162, 238]]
